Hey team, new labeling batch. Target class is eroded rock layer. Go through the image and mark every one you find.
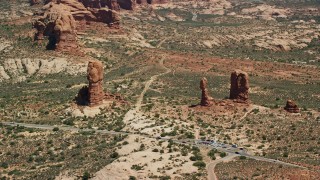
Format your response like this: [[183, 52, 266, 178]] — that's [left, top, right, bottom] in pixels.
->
[[229, 70, 249, 102]]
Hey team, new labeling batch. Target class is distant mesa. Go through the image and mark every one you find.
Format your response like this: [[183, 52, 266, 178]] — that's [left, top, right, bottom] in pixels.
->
[[284, 99, 300, 113], [229, 70, 249, 103], [200, 77, 213, 106]]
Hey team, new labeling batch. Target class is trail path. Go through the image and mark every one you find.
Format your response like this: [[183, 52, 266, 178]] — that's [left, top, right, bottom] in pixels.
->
[[123, 55, 171, 124]]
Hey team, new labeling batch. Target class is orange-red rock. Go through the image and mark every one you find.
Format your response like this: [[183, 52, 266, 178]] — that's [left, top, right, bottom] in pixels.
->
[[200, 77, 212, 106], [34, 0, 120, 53], [229, 70, 249, 102], [284, 99, 300, 113], [87, 60, 104, 107], [33, 3, 80, 53]]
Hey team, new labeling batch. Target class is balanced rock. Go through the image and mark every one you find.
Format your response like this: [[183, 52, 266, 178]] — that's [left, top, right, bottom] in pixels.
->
[[229, 70, 249, 102], [200, 77, 212, 106], [284, 99, 300, 113], [87, 60, 104, 107]]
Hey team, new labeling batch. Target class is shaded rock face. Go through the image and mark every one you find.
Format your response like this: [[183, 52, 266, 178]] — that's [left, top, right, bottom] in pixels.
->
[[284, 100, 300, 113], [229, 70, 249, 102], [87, 61, 104, 107], [76, 86, 89, 105], [200, 77, 212, 106], [117, 0, 135, 10]]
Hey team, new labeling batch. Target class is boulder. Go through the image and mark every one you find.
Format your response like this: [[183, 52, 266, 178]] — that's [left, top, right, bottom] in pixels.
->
[[229, 70, 249, 102], [284, 99, 300, 113]]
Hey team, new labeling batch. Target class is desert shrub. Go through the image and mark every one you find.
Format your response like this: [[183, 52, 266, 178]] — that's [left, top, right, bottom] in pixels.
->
[[193, 161, 206, 169]]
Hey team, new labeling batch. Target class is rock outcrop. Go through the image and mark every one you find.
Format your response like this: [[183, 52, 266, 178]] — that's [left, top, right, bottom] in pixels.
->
[[229, 70, 249, 102], [34, 0, 120, 53], [200, 77, 212, 106], [284, 99, 300, 113], [0, 58, 87, 82], [33, 2, 80, 53], [87, 60, 104, 106]]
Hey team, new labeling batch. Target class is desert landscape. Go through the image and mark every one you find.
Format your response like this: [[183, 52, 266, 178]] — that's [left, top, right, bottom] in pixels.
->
[[0, 0, 319, 180]]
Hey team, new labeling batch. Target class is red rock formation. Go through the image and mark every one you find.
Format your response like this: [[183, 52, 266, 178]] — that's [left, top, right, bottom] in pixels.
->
[[33, 3, 80, 53], [87, 60, 104, 106], [200, 77, 212, 106], [42, 0, 119, 25], [229, 70, 249, 102], [34, 0, 120, 53], [284, 99, 300, 113]]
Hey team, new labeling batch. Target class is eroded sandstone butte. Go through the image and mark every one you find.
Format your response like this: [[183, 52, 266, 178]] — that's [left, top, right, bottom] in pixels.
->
[[284, 99, 300, 113], [87, 60, 104, 106], [200, 77, 212, 106], [229, 70, 249, 102], [33, 2, 80, 53], [33, 0, 120, 53]]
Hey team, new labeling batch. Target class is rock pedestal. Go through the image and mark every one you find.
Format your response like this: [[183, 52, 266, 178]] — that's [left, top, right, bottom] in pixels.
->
[[229, 70, 249, 102], [200, 77, 212, 106], [87, 60, 104, 107], [284, 100, 300, 113]]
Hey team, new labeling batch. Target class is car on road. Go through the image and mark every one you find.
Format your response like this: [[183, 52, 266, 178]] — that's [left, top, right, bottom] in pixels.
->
[[232, 144, 238, 148], [235, 152, 240, 154]]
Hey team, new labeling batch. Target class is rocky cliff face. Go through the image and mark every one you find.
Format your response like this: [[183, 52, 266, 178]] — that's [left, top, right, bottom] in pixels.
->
[[229, 70, 249, 102], [284, 99, 300, 113]]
